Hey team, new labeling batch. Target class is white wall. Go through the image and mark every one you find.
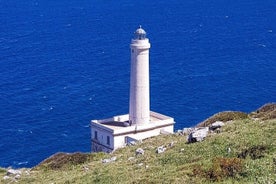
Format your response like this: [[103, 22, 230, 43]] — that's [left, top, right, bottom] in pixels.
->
[[113, 124, 174, 150], [91, 126, 114, 152]]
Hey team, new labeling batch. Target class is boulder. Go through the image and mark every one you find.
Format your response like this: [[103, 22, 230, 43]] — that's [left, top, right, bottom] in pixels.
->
[[128, 157, 135, 161], [102, 156, 117, 163], [156, 146, 166, 154], [3, 176, 10, 180], [136, 148, 145, 155], [15, 174, 21, 179], [187, 127, 209, 143], [7, 169, 22, 176], [168, 141, 174, 147], [209, 121, 225, 131], [137, 163, 143, 167], [182, 128, 194, 135]]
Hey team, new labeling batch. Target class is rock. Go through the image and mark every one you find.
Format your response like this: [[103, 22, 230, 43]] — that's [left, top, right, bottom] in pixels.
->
[[102, 156, 117, 163], [15, 174, 21, 179], [156, 146, 166, 154], [209, 121, 225, 131], [182, 128, 194, 135], [137, 163, 143, 167], [136, 148, 145, 155], [102, 159, 110, 163], [110, 156, 117, 161], [187, 127, 209, 143], [168, 141, 174, 147], [7, 169, 22, 176], [128, 157, 135, 161], [3, 176, 10, 180], [25, 170, 31, 176], [176, 129, 183, 135], [227, 147, 231, 154], [83, 166, 89, 171]]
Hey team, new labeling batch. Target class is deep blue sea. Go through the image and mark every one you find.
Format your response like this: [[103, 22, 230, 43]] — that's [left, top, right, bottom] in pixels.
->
[[0, 0, 275, 168]]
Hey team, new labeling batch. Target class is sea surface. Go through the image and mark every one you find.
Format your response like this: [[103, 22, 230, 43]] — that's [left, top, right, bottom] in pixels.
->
[[0, 0, 275, 168]]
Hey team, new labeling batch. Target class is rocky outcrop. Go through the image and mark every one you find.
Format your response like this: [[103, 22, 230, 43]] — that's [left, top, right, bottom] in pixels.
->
[[187, 127, 209, 143], [2, 168, 30, 182], [186, 121, 225, 143], [209, 121, 225, 132]]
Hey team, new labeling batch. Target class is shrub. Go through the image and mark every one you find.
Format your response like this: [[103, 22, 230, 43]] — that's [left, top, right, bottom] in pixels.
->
[[192, 157, 244, 182], [237, 145, 268, 160], [34, 152, 94, 170], [210, 157, 244, 181], [0, 168, 6, 173]]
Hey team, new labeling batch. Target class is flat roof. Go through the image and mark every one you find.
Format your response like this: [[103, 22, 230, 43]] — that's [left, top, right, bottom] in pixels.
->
[[91, 111, 175, 134]]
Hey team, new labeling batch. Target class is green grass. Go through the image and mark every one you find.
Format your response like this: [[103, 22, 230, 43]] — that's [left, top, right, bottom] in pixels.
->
[[1, 118, 276, 184]]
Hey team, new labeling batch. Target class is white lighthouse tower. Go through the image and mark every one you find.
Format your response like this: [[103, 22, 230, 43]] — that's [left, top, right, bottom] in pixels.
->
[[129, 26, 150, 126], [91, 26, 175, 153]]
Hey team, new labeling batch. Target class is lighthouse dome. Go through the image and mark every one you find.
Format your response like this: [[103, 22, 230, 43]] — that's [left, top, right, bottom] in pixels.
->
[[134, 26, 146, 40]]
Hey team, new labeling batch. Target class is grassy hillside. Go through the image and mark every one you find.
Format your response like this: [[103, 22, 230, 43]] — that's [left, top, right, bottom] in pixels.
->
[[1, 104, 276, 183]]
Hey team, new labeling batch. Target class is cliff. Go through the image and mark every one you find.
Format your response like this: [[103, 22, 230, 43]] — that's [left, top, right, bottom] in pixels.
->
[[1, 103, 275, 183]]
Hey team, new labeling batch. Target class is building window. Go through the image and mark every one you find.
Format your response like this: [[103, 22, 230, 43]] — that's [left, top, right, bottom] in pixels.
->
[[94, 131, 98, 140], [107, 136, 110, 145]]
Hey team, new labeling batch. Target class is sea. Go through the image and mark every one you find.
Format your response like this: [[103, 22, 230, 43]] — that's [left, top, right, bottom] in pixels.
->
[[0, 0, 275, 168]]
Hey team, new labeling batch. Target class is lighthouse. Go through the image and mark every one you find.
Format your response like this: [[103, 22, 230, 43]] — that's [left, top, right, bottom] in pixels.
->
[[129, 26, 151, 126], [91, 26, 175, 153]]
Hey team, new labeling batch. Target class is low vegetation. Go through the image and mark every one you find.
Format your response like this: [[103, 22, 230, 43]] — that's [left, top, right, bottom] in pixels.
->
[[249, 103, 276, 120], [196, 111, 248, 127], [1, 103, 275, 183]]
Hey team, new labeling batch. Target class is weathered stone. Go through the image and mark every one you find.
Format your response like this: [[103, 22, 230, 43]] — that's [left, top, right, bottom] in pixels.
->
[[25, 169, 31, 176], [176, 129, 183, 134], [3, 176, 10, 180], [110, 156, 117, 161], [15, 174, 21, 179], [209, 121, 225, 131], [128, 157, 135, 161], [83, 166, 89, 171], [7, 169, 22, 176], [102, 156, 117, 163], [136, 148, 144, 155], [102, 159, 110, 163], [187, 127, 209, 143], [156, 146, 166, 154], [227, 147, 231, 154], [182, 128, 193, 135], [168, 141, 174, 147], [137, 163, 143, 167]]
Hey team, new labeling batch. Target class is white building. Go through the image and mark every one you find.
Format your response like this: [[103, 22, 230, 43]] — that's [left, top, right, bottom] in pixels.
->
[[91, 26, 175, 153]]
